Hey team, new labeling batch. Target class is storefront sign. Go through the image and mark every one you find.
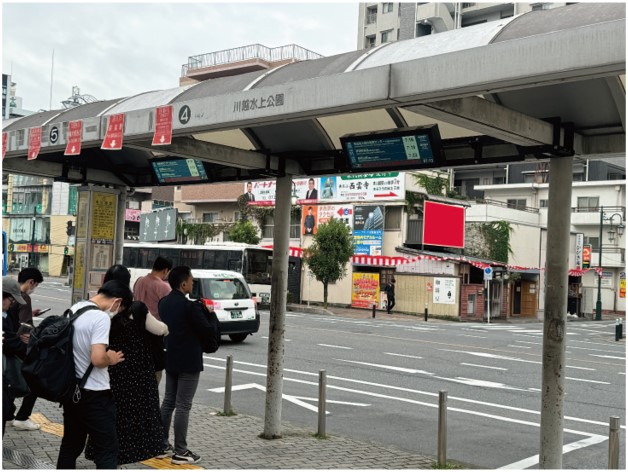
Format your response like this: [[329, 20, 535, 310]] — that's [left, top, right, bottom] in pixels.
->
[[601, 270, 613, 288], [575, 233, 584, 269], [336, 173, 404, 202], [351, 273, 380, 309], [620, 272, 625, 299], [433, 277, 457, 305], [582, 245, 591, 269], [125, 208, 141, 222]]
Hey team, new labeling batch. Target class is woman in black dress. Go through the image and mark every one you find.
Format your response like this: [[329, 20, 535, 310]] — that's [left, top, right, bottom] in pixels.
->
[[86, 300, 167, 465]]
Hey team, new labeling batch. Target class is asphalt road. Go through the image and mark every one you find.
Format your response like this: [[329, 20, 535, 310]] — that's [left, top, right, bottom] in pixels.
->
[[31, 279, 626, 469]]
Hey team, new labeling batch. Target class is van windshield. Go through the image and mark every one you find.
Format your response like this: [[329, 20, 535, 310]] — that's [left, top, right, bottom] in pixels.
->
[[201, 278, 251, 300]]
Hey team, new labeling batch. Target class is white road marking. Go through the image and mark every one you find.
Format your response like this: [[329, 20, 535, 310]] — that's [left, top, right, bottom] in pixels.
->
[[589, 354, 625, 360], [619, 372, 625, 375], [566, 365, 596, 371], [499, 434, 608, 469], [461, 363, 507, 371], [203, 356, 625, 430], [318, 343, 353, 350], [508, 344, 531, 349], [565, 377, 611, 385], [337, 359, 433, 375], [528, 388, 541, 392], [458, 334, 488, 339], [384, 352, 423, 360]]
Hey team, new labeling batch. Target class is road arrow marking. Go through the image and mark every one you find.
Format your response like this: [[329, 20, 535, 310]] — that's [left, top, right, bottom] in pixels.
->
[[337, 359, 434, 375]]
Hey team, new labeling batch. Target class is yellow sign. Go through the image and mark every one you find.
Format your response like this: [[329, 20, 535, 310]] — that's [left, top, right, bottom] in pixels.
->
[[76, 191, 90, 238], [351, 273, 380, 309], [620, 278, 626, 299], [90, 192, 117, 244], [73, 241, 86, 290]]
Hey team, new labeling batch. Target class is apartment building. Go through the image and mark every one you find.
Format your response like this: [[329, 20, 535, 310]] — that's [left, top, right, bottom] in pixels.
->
[[357, 2, 570, 49]]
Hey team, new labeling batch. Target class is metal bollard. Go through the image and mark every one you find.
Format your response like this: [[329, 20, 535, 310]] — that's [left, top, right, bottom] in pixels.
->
[[224, 355, 233, 414], [608, 416, 620, 469], [424, 303, 428, 322], [318, 370, 327, 437], [372, 303, 376, 319], [438, 390, 447, 466], [615, 319, 623, 341]]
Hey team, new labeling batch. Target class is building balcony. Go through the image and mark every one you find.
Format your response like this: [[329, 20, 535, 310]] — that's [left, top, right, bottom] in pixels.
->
[[591, 247, 625, 268], [571, 206, 625, 226]]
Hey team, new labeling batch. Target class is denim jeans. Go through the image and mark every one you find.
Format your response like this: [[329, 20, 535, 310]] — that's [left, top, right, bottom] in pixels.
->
[[160, 371, 200, 454], [57, 390, 118, 469]]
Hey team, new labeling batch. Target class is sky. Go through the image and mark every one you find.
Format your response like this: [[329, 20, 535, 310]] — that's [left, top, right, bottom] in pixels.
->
[[1, 1, 359, 112]]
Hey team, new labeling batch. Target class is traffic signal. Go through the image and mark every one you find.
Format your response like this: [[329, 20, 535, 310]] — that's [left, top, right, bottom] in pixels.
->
[[64, 246, 68, 255], [66, 220, 75, 236]]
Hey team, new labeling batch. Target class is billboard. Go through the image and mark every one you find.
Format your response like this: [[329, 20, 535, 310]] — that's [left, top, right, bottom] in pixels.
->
[[582, 244, 592, 269], [351, 273, 380, 308], [353, 205, 384, 255], [139, 208, 177, 242], [422, 201, 465, 248]]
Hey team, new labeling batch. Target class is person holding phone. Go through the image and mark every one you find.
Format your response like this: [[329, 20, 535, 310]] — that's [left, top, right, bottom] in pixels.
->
[[8, 268, 44, 431]]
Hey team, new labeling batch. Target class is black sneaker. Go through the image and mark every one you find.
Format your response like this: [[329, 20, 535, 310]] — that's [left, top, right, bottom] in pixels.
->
[[171, 450, 201, 465], [155, 445, 174, 459]]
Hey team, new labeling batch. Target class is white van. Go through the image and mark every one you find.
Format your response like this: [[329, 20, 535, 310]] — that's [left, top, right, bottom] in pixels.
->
[[189, 270, 260, 343]]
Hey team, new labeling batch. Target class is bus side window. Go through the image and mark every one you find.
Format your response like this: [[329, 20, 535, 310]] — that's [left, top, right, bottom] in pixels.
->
[[123, 247, 138, 268], [203, 251, 215, 269], [159, 248, 180, 267], [214, 251, 227, 270]]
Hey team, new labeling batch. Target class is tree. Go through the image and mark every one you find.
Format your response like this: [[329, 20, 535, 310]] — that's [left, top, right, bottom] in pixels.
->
[[302, 218, 353, 309], [228, 220, 261, 245]]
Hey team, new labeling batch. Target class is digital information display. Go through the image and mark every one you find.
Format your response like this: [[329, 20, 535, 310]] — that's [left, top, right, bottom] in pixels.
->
[[341, 125, 443, 172], [151, 158, 209, 184]]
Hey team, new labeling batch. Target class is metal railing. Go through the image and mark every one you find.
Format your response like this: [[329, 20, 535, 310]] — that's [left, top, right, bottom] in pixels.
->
[[182, 44, 323, 76], [478, 198, 540, 214], [366, 12, 377, 24], [572, 206, 625, 218]]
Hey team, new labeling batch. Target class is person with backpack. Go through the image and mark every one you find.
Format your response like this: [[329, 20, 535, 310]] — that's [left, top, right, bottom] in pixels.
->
[[157, 266, 220, 465], [2, 277, 27, 437], [56, 280, 131, 469], [9, 267, 44, 431]]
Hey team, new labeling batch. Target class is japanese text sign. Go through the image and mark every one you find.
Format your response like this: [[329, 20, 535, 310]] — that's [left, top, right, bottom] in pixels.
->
[[28, 127, 42, 160], [152, 105, 173, 146], [101, 114, 125, 150], [64, 120, 83, 156]]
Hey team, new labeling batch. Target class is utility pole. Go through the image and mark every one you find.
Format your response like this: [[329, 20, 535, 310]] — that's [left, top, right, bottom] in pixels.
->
[[595, 206, 604, 320], [539, 156, 573, 468], [263, 174, 292, 438], [29, 207, 37, 267]]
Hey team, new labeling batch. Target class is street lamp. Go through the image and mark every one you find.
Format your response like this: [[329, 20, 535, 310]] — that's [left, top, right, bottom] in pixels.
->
[[595, 207, 624, 320]]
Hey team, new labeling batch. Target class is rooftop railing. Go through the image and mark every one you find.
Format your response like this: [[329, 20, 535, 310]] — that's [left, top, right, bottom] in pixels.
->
[[181, 44, 323, 76]]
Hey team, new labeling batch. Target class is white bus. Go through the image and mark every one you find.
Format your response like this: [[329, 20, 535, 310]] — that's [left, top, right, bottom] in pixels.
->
[[122, 242, 273, 305]]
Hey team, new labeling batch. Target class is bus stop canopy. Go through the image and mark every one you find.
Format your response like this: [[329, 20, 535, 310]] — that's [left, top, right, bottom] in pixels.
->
[[3, 2, 625, 187]]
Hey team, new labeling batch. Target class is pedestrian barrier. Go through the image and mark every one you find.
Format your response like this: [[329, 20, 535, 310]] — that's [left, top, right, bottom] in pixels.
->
[[224, 355, 234, 414], [608, 416, 620, 469], [318, 369, 327, 437], [438, 390, 447, 467], [615, 319, 623, 341]]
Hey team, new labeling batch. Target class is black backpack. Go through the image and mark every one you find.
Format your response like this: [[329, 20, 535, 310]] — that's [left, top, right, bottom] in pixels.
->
[[21, 305, 97, 404]]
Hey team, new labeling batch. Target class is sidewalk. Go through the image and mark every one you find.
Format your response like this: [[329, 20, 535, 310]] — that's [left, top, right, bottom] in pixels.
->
[[3, 398, 448, 470]]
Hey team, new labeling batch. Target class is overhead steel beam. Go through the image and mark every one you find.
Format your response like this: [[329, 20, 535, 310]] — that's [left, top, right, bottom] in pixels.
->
[[2, 157, 127, 186], [127, 137, 303, 175], [406, 97, 555, 146]]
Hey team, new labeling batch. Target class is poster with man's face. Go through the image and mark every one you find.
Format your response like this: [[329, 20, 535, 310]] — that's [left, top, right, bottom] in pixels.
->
[[302, 206, 318, 236]]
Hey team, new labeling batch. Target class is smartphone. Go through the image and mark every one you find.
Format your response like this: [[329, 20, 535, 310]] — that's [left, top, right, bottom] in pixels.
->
[[38, 308, 51, 315], [17, 323, 33, 336]]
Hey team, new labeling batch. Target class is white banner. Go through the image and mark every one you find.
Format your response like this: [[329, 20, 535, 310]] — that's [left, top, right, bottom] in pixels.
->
[[433, 277, 457, 305]]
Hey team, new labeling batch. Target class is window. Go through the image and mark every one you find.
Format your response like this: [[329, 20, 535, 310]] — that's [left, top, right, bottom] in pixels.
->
[[573, 172, 585, 182], [381, 29, 393, 43], [493, 177, 506, 184], [482, 177, 491, 185], [577, 197, 599, 212], [584, 236, 599, 251], [540, 199, 549, 208], [507, 199, 527, 210], [365, 35, 376, 48], [382, 3, 393, 13], [384, 206, 402, 230], [262, 215, 300, 239], [234, 211, 242, 222], [366, 6, 377, 24], [202, 212, 219, 223]]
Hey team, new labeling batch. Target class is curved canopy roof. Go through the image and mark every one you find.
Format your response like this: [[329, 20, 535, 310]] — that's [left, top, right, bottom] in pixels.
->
[[3, 2, 625, 187]]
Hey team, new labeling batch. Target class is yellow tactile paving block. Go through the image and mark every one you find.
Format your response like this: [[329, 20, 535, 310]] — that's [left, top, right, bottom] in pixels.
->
[[30, 413, 202, 469]]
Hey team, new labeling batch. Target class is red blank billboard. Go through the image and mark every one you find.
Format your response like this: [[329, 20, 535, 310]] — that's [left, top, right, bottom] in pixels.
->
[[422, 201, 465, 248]]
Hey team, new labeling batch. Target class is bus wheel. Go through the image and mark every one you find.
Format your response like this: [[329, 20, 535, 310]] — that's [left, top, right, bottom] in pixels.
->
[[229, 333, 248, 343]]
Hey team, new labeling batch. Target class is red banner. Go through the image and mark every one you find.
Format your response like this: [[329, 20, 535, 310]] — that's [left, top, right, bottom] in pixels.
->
[[152, 105, 173, 146], [28, 127, 42, 160], [2, 132, 6, 160], [422, 201, 465, 249], [64, 120, 83, 156], [101, 113, 125, 150]]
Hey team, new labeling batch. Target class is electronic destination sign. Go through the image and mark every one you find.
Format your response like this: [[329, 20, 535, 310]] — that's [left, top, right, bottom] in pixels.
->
[[341, 125, 444, 172], [150, 158, 209, 185]]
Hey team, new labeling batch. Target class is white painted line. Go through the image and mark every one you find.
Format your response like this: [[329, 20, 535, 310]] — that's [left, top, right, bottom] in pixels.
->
[[441, 349, 541, 365], [499, 434, 608, 469], [318, 343, 353, 350], [567, 344, 627, 353], [619, 372, 625, 375], [461, 363, 507, 371], [508, 345, 531, 349], [202, 356, 626, 430], [589, 354, 625, 360], [514, 340, 541, 345], [565, 377, 611, 385], [288, 396, 371, 407], [337, 359, 433, 375], [459, 334, 488, 339], [261, 336, 291, 342], [566, 365, 596, 371], [528, 388, 541, 392], [384, 352, 423, 360], [442, 377, 530, 392]]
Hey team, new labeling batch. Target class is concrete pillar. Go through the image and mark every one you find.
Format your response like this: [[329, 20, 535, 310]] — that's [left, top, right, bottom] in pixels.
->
[[539, 156, 573, 469], [114, 186, 127, 265], [263, 174, 292, 438]]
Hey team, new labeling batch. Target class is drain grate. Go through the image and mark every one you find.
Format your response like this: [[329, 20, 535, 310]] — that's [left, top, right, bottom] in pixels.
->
[[3, 447, 55, 469]]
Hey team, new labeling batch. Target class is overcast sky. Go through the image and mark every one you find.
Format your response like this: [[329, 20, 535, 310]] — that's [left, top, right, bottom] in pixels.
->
[[2, 1, 359, 112]]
